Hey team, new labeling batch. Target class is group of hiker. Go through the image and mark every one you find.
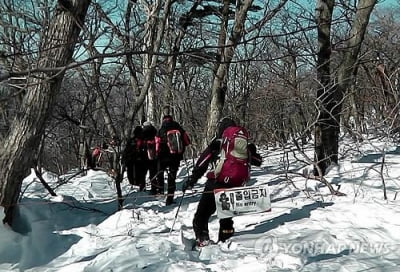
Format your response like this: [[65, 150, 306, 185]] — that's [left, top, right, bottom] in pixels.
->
[[122, 115, 190, 206], [92, 115, 263, 247]]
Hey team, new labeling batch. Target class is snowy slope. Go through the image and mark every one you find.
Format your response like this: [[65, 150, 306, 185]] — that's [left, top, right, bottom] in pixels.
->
[[1, 138, 400, 271]]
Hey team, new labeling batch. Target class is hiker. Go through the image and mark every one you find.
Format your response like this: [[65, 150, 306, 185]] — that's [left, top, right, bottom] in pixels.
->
[[105, 135, 121, 177], [88, 140, 110, 169], [122, 126, 145, 189], [89, 145, 102, 169], [182, 117, 262, 247], [155, 115, 191, 205], [141, 121, 159, 194]]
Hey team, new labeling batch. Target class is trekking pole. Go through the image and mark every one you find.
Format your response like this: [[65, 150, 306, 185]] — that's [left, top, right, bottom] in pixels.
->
[[169, 151, 195, 233], [169, 188, 186, 234]]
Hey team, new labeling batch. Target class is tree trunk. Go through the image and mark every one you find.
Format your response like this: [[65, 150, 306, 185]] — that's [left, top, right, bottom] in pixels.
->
[[314, 0, 334, 176], [141, 0, 173, 124], [0, 0, 91, 226], [162, 1, 203, 120], [205, 0, 253, 144], [314, 0, 377, 175], [337, 0, 377, 135]]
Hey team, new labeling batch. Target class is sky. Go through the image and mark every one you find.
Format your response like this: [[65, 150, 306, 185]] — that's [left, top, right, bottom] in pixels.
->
[[1, 136, 400, 271]]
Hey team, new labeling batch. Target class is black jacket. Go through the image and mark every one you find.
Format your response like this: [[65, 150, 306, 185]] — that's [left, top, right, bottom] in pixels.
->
[[122, 136, 142, 164], [142, 125, 157, 140]]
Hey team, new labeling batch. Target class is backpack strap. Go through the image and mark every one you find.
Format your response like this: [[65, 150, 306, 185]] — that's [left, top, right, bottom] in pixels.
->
[[155, 136, 161, 155]]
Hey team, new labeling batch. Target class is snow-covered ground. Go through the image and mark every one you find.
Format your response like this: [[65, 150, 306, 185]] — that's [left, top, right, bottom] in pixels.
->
[[1, 137, 400, 271]]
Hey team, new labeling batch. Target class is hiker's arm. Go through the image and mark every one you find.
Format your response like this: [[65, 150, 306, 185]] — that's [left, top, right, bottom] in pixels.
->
[[191, 140, 220, 181], [248, 143, 262, 167], [184, 146, 214, 191], [182, 131, 191, 146], [177, 124, 191, 146], [121, 140, 132, 164]]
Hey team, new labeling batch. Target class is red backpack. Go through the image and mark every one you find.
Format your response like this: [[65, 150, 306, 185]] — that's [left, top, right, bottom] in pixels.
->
[[214, 126, 250, 187], [92, 146, 101, 158]]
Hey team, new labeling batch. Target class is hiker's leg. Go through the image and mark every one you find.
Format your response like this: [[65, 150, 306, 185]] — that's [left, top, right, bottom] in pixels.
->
[[193, 179, 216, 241], [126, 162, 135, 185], [166, 159, 180, 197], [148, 160, 159, 194], [156, 159, 166, 194], [135, 161, 147, 191], [218, 218, 234, 242]]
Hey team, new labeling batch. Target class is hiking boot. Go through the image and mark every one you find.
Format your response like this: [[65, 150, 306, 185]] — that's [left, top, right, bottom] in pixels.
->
[[193, 230, 211, 249], [150, 188, 163, 195], [149, 190, 157, 195], [218, 228, 234, 242], [165, 196, 175, 206], [195, 239, 212, 248]]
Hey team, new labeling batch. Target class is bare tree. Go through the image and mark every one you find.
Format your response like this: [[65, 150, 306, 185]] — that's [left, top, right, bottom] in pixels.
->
[[204, 0, 288, 144], [314, 0, 377, 176], [0, 0, 91, 225], [204, 0, 253, 144]]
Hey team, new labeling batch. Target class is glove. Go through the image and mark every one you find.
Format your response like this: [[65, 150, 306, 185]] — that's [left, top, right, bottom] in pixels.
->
[[182, 176, 197, 192]]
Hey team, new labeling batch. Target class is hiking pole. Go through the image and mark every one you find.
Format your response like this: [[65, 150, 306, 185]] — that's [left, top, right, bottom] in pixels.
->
[[170, 152, 193, 233], [169, 188, 186, 234]]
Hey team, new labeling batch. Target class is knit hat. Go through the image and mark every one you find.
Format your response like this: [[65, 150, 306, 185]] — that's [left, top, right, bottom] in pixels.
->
[[216, 117, 236, 138], [133, 125, 143, 137], [162, 115, 173, 122]]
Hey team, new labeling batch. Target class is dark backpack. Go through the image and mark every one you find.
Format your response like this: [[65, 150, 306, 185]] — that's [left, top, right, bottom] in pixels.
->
[[214, 126, 250, 187], [166, 129, 184, 154]]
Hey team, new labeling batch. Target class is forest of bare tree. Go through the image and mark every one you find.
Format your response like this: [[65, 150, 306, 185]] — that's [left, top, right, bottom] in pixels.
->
[[0, 0, 399, 225]]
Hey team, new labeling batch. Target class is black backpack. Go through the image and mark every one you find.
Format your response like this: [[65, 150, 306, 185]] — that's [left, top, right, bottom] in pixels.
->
[[144, 138, 157, 160], [165, 129, 184, 154]]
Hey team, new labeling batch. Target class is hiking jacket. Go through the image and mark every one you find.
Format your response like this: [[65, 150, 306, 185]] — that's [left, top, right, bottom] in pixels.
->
[[142, 125, 157, 140], [122, 136, 143, 164]]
